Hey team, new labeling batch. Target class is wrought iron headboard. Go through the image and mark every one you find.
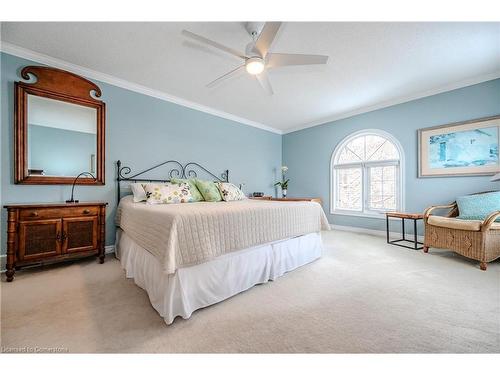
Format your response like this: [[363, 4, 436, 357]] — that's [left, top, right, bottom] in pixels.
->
[[116, 160, 229, 204]]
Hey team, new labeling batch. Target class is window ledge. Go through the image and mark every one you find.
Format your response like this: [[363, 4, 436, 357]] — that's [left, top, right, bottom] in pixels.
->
[[330, 210, 398, 220]]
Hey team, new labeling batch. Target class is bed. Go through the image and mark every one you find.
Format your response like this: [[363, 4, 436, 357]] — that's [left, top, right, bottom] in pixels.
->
[[114, 160, 330, 324]]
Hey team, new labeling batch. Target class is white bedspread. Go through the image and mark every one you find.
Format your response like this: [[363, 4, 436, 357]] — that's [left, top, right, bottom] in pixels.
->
[[116, 195, 329, 274]]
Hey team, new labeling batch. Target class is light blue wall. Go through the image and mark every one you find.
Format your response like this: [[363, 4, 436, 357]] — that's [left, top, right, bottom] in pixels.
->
[[2, 51, 499, 252], [1, 52, 282, 252], [28, 125, 96, 176], [283, 78, 500, 233]]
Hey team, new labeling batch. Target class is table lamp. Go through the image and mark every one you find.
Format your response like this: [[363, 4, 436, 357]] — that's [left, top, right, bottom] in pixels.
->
[[66, 172, 96, 203]]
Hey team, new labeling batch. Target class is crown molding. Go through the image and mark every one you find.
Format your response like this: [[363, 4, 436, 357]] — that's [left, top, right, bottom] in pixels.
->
[[2, 41, 498, 136], [283, 70, 500, 134], [0, 41, 283, 135]]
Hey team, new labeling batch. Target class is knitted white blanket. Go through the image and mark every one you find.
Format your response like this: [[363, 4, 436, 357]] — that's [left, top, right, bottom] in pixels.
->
[[116, 195, 329, 274]]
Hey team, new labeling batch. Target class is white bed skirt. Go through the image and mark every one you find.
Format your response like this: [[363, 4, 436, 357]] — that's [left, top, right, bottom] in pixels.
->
[[115, 229, 322, 324]]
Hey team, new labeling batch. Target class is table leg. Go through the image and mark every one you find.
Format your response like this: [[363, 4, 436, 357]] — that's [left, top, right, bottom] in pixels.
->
[[414, 219, 418, 250], [6, 209, 16, 282], [402, 218, 405, 241], [386, 215, 390, 243]]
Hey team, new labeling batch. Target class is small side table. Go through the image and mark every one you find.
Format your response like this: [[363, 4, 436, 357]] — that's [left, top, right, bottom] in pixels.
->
[[249, 196, 273, 200], [386, 212, 424, 250]]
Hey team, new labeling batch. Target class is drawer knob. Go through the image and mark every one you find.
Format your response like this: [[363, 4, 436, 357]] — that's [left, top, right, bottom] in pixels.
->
[[30, 211, 38, 217], [83, 209, 90, 214]]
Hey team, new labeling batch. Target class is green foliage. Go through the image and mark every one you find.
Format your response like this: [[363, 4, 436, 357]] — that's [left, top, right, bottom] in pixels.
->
[[274, 178, 289, 190]]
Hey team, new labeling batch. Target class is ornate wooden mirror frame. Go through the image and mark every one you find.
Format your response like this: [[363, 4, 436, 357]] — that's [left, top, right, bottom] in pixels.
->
[[15, 66, 105, 185]]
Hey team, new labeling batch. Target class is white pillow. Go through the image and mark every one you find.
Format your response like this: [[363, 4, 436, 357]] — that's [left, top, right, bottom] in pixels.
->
[[130, 183, 147, 202], [217, 182, 246, 201], [144, 182, 194, 204]]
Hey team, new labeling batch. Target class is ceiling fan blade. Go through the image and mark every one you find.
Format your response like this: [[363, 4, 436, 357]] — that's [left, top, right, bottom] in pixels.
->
[[266, 53, 329, 68], [256, 71, 274, 95], [254, 22, 282, 58], [206, 65, 246, 88], [182, 30, 248, 60]]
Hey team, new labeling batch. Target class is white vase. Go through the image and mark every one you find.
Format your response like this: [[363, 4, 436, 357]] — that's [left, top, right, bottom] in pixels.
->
[[282, 189, 287, 198]]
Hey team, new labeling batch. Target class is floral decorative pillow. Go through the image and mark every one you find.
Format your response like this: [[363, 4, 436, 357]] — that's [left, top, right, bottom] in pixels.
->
[[170, 178, 204, 202], [130, 183, 147, 202], [144, 182, 194, 204], [217, 182, 246, 201], [194, 179, 222, 202]]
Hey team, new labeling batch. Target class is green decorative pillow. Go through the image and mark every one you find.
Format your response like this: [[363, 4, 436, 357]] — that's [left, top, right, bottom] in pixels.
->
[[195, 179, 222, 202], [456, 191, 500, 222], [171, 178, 204, 202]]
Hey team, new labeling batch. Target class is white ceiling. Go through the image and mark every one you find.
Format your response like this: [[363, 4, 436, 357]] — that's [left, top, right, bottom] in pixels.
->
[[2, 22, 500, 133]]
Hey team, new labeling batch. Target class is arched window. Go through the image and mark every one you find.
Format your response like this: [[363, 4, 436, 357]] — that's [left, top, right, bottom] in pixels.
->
[[331, 129, 404, 216]]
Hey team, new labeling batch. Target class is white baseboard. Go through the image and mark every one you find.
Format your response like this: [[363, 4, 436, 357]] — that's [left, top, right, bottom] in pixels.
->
[[330, 224, 424, 242], [0, 246, 115, 273]]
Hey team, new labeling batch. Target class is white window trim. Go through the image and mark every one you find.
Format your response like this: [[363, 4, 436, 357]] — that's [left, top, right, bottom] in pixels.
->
[[330, 129, 405, 219]]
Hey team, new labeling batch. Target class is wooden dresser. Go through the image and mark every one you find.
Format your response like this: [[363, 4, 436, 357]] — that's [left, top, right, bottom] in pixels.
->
[[4, 202, 107, 282]]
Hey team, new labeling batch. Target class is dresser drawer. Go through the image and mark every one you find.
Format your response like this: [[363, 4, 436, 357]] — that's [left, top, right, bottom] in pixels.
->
[[19, 206, 99, 220]]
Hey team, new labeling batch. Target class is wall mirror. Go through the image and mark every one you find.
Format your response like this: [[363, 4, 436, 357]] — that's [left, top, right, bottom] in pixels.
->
[[15, 66, 105, 185]]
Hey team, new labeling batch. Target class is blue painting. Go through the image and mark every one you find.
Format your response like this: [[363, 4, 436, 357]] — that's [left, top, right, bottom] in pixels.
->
[[428, 126, 499, 169]]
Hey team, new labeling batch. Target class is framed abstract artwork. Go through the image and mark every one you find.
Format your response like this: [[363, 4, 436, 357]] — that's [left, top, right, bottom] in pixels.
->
[[418, 115, 500, 177]]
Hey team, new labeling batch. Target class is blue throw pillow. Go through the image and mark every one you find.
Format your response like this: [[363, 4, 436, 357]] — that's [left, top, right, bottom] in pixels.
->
[[456, 191, 500, 222]]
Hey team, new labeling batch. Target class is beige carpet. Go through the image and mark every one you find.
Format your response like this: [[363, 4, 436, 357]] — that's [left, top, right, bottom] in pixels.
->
[[1, 230, 499, 353]]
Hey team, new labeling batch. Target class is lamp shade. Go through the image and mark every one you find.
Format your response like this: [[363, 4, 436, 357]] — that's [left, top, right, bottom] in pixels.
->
[[492, 173, 500, 182]]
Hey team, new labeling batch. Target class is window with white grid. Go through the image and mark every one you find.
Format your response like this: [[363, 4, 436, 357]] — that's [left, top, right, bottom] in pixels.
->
[[331, 130, 404, 216]]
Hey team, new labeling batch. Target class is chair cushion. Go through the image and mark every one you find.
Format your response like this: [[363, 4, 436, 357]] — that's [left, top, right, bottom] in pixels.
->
[[456, 191, 500, 222], [428, 216, 481, 231], [428, 216, 500, 231]]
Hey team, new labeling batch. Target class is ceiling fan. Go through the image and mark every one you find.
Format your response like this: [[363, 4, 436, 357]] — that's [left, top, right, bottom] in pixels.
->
[[182, 22, 329, 95]]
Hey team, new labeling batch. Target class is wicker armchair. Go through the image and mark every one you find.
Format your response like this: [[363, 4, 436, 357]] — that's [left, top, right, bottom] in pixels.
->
[[423, 196, 500, 271]]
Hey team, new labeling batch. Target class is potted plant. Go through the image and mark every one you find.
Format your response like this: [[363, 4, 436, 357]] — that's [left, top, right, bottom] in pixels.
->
[[274, 166, 290, 198]]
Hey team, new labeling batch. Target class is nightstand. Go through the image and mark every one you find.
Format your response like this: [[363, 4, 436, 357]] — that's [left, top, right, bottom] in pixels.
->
[[270, 197, 322, 204], [250, 196, 322, 204]]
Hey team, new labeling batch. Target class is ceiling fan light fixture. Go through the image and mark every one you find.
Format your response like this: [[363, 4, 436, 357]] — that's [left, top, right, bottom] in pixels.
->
[[246, 57, 265, 75], [182, 23, 328, 94]]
